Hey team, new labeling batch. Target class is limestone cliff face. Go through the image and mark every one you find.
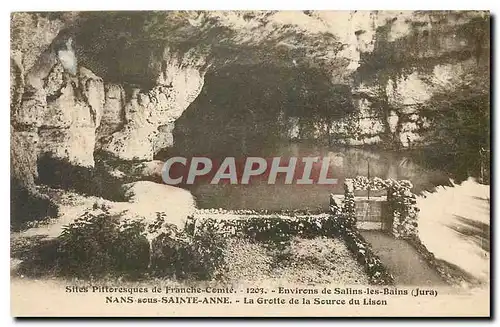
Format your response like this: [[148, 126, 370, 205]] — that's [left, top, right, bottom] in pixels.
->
[[97, 52, 207, 161], [10, 11, 489, 179], [13, 65, 104, 167], [13, 60, 205, 165], [11, 12, 208, 170], [324, 11, 489, 148]]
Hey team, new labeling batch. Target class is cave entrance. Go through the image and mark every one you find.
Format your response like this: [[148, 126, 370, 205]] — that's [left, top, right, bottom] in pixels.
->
[[166, 64, 354, 158], [160, 64, 449, 211], [153, 64, 361, 211], [154, 64, 449, 211]]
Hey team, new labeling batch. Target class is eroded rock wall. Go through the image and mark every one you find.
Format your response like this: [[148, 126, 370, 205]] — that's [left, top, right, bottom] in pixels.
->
[[11, 12, 208, 173], [10, 11, 489, 176], [98, 53, 207, 161], [319, 11, 489, 148]]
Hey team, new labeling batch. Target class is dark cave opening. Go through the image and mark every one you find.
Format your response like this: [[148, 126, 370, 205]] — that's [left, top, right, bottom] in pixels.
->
[[151, 64, 451, 210], [162, 64, 355, 159]]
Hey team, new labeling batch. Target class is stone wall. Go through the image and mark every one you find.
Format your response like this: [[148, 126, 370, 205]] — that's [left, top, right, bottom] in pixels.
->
[[334, 177, 419, 237]]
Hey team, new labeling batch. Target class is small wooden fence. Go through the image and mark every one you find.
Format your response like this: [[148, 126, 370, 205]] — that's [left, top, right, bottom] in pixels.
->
[[354, 196, 392, 231]]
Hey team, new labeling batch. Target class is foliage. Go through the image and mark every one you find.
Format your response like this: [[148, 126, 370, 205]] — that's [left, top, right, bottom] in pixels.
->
[[417, 68, 490, 184], [330, 213, 395, 285], [188, 215, 337, 242], [57, 211, 149, 278], [55, 211, 230, 281], [10, 185, 59, 231], [387, 184, 419, 239], [18, 207, 395, 285], [188, 214, 393, 285], [150, 217, 230, 280], [342, 177, 418, 239], [187, 219, 229, 280]]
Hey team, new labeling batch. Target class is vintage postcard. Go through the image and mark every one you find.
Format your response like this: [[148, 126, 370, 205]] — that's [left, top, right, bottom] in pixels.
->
[[10, 10, 490, 317]]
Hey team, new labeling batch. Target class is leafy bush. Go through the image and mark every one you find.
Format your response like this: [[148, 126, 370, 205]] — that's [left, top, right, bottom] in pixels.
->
[[187, 219, 229, 280], [32, 208, 394, 285], [10, 184, 58, 231], [331, 214, 394, 285], [37, 155, 126, 201], [191, 216, 337, 241], [57, 211, 149, 278], [150, 228, 190, 278], [151, 218, 228, 280], [55, 211, 230, 280]]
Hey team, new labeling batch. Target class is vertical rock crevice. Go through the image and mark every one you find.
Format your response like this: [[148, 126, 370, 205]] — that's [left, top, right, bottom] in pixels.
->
[[97, 50, 208, 161], [10, 10, 490, 192]]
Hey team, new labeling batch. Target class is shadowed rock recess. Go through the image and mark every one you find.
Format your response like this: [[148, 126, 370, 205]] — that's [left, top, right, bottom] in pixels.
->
[[10, 11, 490, 224]]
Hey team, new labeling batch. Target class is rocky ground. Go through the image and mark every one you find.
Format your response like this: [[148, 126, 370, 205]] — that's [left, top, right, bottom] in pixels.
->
[[11, 181, 196, 239], [11, 176, 489, 289], [10, 184, 369, 285], [225, 236, 369, 285], [11, 235, 369, 286]]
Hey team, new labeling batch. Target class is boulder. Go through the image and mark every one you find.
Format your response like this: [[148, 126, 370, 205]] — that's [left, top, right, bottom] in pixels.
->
[[121, 181, 196, 229], [130, 160, 165, 181]]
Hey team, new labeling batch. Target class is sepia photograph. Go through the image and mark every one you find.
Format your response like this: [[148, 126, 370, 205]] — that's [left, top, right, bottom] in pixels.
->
[[9, 9, 490, 317]]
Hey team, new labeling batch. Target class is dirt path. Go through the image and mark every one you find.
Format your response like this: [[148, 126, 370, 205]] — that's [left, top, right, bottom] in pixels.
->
[[361, 231, 446, 286]]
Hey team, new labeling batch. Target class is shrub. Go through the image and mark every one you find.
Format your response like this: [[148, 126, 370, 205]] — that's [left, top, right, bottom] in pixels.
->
[[55, 210, 231, 281], [330, 213, 394, 285], [36, 155, 126, 201], [150, 224, 191, 278], [150, 218, 229, 280], [187, 219, 229, 280], [57, 211, 149, 278], [10, 183, 59, 231], [43, 209, 393, 285]]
